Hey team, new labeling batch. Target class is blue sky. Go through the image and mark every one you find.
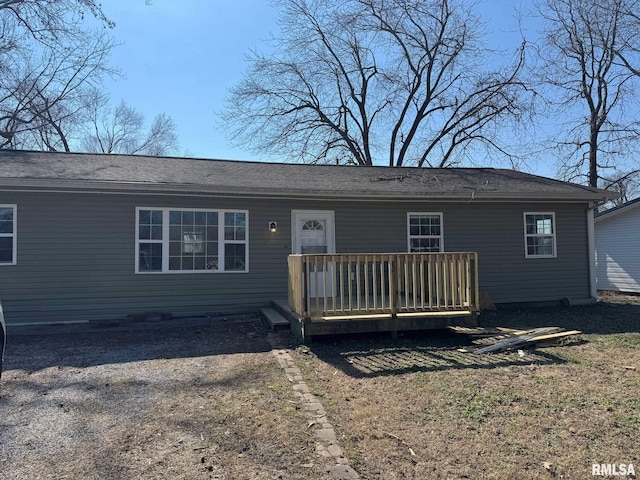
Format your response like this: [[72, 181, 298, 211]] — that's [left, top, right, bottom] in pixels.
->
[[103, 1, 279, 161], [101, 1, 554, 175]]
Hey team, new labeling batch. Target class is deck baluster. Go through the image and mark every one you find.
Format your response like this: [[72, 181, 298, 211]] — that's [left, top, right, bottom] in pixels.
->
[[288, 252, 479, 320]]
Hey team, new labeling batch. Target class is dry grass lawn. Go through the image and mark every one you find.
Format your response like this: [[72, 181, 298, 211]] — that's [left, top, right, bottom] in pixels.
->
[[290, 292, 640, 479]]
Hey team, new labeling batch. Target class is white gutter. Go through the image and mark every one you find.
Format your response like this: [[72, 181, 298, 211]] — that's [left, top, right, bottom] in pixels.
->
[[587, 203, 597, 299]]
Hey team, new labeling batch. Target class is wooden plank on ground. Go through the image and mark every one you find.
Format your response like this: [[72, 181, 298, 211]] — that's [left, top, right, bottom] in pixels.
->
[[528, 330, 582, 343], [474, 327, 561, 353], [447, 327, 500, 338], [495, 327, 533, 335]]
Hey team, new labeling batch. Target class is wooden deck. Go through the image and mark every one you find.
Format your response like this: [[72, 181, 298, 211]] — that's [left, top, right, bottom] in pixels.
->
[[287, 252, 480, 341]]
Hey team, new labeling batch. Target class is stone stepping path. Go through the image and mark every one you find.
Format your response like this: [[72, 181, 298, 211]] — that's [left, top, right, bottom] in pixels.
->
[[267, 332, 360, 480]]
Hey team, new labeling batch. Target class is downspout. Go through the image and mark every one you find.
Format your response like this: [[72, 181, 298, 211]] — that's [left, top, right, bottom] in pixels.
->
[[587, 202, 597, 299]]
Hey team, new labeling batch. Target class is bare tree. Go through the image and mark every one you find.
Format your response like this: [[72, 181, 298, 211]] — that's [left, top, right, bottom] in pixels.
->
[[0, 35, 116, 150], [602, 170, 640, 206], [615, 6, 640, 76], [81, 99, 179, 156], [0, 0, 113, 40], [0, 0, 179, 156], [536, 0, 640, 190], [223, 0, 532, 167], [0, 0, 116, 150]]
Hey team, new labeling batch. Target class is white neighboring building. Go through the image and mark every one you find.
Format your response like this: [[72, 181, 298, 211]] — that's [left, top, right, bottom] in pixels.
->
[[595, 198, 640, 293]]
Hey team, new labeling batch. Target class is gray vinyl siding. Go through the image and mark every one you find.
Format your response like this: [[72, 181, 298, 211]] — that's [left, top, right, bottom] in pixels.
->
[[0, 192, 294, 324], [595, 207, 640, 293], [0, 191, 592, 325], [334, 201, 591, 304]]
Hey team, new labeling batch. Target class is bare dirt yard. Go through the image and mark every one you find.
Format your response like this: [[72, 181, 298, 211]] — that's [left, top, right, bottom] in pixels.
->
[[0, 316, 331, 480], [1, 292, 639, 480]]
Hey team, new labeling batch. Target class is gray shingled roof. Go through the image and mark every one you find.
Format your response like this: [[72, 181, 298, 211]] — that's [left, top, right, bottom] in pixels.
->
[[0, 149, 615, 201]]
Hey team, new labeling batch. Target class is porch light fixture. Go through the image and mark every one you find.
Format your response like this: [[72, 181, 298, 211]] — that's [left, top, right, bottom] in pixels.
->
[[269, 221, 277, 233]]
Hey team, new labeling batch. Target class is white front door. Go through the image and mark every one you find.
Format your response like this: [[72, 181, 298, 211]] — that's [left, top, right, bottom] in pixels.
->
[[292, 210, 335, 297]]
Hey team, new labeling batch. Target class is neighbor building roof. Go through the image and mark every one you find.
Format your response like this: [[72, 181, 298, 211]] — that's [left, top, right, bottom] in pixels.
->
[[0, 149, 615, 202], [595, 196, 640, 221]]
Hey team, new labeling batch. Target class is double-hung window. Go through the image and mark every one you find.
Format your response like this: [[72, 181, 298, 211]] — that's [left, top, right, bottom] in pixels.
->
[[408, 213, 443, 252], [0, 205, 16, 265], [524, 212, 556, 258], [136, 208, 248, 273]]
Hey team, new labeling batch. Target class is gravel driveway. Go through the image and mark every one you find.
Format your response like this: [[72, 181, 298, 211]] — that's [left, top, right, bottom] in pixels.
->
[[0, 316, 331, 480]]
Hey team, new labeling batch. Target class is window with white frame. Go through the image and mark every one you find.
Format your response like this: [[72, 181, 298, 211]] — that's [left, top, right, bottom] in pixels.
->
[[408, 213, 443, 252], [524, 212, 556, 258], [136, 208, 248, 273], [0, 205, 16, 265]]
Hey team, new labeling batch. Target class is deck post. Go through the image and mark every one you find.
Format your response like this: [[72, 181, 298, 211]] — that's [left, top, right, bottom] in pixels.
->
[[288, 255, 304, 317], [472, 253, 480, 311]]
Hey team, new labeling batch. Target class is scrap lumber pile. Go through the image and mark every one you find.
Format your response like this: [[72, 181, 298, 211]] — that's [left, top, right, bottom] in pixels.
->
[[447, 326, 582, 353]]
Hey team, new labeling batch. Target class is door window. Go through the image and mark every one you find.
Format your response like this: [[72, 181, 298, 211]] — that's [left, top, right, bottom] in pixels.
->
[[301, 219, 328, 254]]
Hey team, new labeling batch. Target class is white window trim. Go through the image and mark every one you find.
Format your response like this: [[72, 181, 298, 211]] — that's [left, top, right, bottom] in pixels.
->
[[524, 212, 557, 259], [407, 212, 444, 253], [135, 207, 249, 274], [0, 204, 17, 266]]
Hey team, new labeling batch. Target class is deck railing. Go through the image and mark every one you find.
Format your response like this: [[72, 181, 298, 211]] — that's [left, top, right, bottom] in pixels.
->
[[288, 252, 480, 319]]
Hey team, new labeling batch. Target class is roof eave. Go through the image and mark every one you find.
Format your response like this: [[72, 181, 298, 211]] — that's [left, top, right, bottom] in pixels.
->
[[0, 177, 615, 202]]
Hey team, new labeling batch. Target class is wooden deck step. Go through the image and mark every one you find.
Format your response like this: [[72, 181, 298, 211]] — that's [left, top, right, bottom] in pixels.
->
[[260, 307, 291, 331]]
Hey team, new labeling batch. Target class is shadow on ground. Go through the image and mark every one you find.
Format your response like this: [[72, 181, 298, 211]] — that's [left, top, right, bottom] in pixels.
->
[[296, 329, 566, 378], [483, 298, 640, 335], [2, 316, 271, 373], [295, 295, 639, 378]]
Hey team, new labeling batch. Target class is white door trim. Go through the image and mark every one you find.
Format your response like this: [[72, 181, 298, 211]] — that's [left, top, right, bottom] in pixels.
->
[[291, 210, 336, 254], [291, 210, 336, 298]]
